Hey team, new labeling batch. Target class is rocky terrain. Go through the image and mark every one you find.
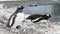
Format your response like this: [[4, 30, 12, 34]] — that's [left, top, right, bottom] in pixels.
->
[[0, 4, 60, 34]]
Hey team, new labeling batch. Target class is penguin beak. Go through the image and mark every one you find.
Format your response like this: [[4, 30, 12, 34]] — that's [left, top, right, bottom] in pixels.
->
[[49, 16, 51, 18]]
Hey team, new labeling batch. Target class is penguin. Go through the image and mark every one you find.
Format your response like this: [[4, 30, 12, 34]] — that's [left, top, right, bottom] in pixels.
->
[[24, 14, 51, 23], [7, 6, 25, 29]]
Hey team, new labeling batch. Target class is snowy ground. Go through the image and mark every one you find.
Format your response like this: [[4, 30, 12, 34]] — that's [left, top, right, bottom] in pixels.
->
[[0, 19, 60, 34], [0, 4, 60, 34]]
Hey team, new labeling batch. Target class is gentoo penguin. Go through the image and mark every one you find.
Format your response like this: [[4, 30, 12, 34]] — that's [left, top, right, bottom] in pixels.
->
[[24, 14, 51, 23], [7, 6, 24, 29]]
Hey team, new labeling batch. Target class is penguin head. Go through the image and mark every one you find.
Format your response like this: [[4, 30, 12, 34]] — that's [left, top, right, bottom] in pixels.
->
[[43, 14, 51, 19], [15, 6, 24, 13], [46, 14, 51, 18], [18, 6, 24, 10]]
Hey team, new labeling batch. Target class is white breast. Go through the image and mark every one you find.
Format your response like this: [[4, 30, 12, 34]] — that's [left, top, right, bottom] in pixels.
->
[[9, 12, 31, 28], [11, 13, 25, 28]]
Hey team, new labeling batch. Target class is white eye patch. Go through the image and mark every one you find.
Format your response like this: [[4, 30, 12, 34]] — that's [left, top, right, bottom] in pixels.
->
[[47, 14, 49, 16]]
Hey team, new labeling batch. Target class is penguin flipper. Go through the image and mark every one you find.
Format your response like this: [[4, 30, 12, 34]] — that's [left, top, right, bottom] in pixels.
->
[[7, 14, 17, 28]]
